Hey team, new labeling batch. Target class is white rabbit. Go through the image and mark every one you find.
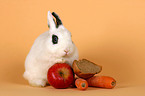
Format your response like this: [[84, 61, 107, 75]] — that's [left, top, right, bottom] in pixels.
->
[[23, 11, 79, 87]]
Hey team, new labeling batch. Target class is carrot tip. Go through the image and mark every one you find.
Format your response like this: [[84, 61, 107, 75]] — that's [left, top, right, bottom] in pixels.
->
[[111, 81, 116, 87], [81, 83, 86, 88]]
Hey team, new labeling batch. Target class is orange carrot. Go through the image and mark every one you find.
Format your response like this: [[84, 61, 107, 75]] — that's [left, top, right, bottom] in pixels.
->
[[87, 76, 116, 89], [75, 78, 88, 90]]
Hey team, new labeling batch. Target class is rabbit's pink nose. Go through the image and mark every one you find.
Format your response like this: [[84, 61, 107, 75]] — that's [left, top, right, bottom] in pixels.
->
[[64, 50, 69, 54]]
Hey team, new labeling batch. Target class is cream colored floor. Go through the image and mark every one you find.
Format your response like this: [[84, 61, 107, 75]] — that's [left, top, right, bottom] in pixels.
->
[[1, 82, 145, 96]]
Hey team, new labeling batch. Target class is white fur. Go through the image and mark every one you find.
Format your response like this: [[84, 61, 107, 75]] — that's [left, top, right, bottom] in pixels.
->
[[23, 11, 79, 87]]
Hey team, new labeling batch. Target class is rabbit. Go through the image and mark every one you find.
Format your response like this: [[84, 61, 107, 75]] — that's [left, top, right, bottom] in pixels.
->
[[23, 11, 79, 87]]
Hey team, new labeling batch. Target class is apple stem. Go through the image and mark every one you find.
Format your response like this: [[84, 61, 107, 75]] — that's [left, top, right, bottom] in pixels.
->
[[59, 71, 64, 77]]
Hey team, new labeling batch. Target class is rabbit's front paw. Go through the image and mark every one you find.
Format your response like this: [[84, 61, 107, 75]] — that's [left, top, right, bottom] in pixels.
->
[[55, 59, 65, 63]]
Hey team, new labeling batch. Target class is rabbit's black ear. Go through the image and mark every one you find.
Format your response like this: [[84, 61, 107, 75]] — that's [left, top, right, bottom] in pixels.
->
[[47, 11, 56, 30], [52, 12, 63, 28]]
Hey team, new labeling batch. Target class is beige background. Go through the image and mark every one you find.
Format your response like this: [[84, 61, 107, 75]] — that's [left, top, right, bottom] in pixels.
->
[[0, 0, 145, 96]]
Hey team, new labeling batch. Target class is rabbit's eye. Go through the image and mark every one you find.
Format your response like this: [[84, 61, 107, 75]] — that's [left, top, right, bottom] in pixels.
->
[[52, 35, 58, 44]]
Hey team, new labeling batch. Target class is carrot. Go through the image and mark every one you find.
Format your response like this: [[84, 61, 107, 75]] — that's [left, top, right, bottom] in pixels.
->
[[75, 78, 88, 90], [87, 76, 116, 89]]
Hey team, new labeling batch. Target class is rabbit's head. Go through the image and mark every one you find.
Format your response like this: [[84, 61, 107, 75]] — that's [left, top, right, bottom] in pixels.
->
[[45, 11, 76, 58]]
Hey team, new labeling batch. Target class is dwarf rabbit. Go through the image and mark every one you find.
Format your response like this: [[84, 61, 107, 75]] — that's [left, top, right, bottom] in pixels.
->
[[23, 11, 79, 87]]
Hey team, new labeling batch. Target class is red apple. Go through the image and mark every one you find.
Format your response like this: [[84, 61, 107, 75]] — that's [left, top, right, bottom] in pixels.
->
[[47, 63, 74, 89]]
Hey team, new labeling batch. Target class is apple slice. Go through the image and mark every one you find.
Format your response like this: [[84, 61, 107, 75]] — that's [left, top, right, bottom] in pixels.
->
[[72, 59, 102, 79]]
